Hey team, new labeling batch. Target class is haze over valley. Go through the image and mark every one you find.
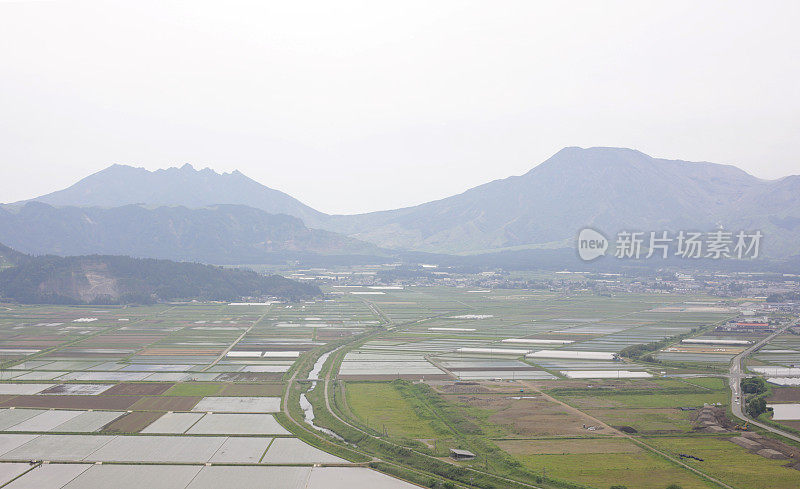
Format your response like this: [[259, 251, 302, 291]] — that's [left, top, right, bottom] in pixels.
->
[[1, 2, 799, 489], [5, 146, 799, 263]]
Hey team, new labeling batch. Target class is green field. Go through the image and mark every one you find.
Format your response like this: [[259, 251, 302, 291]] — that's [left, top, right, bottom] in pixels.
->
[[548, 378, 730, 435], [584, 407, 696, 432], [345, 381, 443, 440], [679, 377, 728, 390], [510, 445, 715, 489], [648, 436, 800, 489], [164, 382, 223, 397], [562, 392, 729, 410]]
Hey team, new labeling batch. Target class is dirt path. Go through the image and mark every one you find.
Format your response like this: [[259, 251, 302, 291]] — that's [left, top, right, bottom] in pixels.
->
[[201, 305, 271, 372], [282, 295, 739, 489], [521, 381, 624, 435], [528, 382, 734, 489], [283, 301, 549, 489]]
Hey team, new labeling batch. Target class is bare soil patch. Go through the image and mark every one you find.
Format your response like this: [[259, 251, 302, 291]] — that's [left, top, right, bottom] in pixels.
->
[[101, 411, 163, 433], [457, 394, 604, 437], [529, 379, 668, 391], [497, 438, 640, 456], [129, 396, 200, 411], [434, 380, 528, 395], [730, 431, 800, 464], [768, 387, 800, 403]]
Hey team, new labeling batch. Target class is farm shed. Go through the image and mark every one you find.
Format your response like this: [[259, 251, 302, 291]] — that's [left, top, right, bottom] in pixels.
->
[[449, 448, 476, 461]]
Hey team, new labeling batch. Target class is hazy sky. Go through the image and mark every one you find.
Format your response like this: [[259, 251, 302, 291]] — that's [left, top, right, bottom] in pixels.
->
[[1, 1, 798, 214]]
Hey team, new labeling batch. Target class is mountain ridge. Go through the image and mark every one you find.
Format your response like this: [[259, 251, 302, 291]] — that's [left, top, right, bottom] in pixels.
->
[[0, 202, 382, 264], [11, 146, 800, 259], [22, 162, 325, 227], [316, 147, 798, 256]]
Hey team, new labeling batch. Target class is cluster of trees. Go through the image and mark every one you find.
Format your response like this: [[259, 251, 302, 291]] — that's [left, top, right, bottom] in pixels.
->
[[376, 268, 439, 282], [741, 377, 771, 418], [746, 397, 768, 418], [766, 291, 800, 302], [619, 327, 701, 362], [741, 377, 767, 395], [0, 251, 321, 304], [0, 243, 25, 269]]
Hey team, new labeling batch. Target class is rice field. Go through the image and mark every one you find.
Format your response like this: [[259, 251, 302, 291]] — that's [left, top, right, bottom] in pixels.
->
[[0, 299, 395, 487], [0, 464, 420, 489], [0, 285, 784, 489]]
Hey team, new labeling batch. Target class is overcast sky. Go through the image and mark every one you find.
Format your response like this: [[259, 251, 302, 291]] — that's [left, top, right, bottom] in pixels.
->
[[1, 1, 798, 214]]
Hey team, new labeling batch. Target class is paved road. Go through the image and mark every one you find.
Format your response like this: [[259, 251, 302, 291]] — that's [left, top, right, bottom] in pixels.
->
[[302, 306, 560, 489], [316, 306, 732, 489], [729, 318, 800, 443], [284, 302, 744, 489]]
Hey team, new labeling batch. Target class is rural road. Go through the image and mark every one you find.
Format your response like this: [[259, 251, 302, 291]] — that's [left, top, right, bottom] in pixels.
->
[[314, 301, 733, 489], [729, 317, 800, 443], [526, 383, 735, 489], [292, 303, 557, 489], [202, 306, 268, 372], [283, 299, 744, 489]]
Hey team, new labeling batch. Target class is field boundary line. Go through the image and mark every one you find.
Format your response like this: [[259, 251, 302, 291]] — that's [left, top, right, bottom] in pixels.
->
[[201, 304, 271, 372]]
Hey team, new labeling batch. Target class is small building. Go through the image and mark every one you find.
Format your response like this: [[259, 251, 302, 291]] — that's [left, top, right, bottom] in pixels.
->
[[449, 448, 476, 461]]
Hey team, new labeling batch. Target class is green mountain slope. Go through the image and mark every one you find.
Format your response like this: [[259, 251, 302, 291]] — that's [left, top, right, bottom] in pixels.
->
[[0, 246, 321, 304], [0, 243, 26, 269]]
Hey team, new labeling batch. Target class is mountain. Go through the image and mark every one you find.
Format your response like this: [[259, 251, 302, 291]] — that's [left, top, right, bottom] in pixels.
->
[[320, 147, 800, 257], [0, 243, 26, 269], [0, 247, 321, 304], [0, 202, 382, 264], [13, 147, 800, 259], [24, 163, 325, 227]]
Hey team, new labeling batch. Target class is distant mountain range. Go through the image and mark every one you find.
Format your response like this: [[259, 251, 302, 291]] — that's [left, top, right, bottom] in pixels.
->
[[29, 163, 325, 226], [0, 202, 381, 264], [322, 147, 800, 256], [5, 147, 799, 260], [0, 245, 321, 304]]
